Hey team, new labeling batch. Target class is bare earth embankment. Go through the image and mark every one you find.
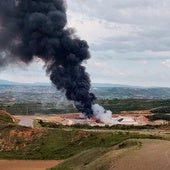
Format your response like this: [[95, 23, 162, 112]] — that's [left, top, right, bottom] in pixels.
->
[[0, 160, 62, 170], [1, 111, 169, 170], [112, 139, 170, 170]]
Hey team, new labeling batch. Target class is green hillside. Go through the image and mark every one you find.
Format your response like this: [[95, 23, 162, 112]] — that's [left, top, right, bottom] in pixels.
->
[[0, 124, 167, 160], [0, 110, 16, 124], [96, 99, 170, 113]]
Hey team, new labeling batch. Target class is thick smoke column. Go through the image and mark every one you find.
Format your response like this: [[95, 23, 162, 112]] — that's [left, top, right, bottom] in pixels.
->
[[0, 0, 96, 117]]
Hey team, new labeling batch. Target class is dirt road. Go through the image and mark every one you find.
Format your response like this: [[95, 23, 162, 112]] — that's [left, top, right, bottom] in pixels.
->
[[112, 140, 170, 170], [0, 160, 62, 170]]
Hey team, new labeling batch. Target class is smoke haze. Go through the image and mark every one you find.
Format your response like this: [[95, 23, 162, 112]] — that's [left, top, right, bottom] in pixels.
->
[[0, 0, 96, 117], [92, 104, 117, 124]]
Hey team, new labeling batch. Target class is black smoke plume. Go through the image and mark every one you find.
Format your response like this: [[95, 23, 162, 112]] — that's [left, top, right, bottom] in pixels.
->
[[0, 0, 96, 117]]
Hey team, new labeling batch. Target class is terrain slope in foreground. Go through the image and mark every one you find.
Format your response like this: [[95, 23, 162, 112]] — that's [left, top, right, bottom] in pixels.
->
[[0, 110, 16, 124], [50, 139, 170, 170], [113, 139, 170, 170]]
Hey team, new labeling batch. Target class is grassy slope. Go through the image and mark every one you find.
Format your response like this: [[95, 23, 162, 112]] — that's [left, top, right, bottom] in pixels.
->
[[2, 99, 170, 115], [49, 138, 170, 170], [97, 99, 170, 113], [0, 120, 169, 170], [0, 124, 166, 160], [0, 110, 15, 124], [0, 110, 169, 169], [49, 140, 142, 170]]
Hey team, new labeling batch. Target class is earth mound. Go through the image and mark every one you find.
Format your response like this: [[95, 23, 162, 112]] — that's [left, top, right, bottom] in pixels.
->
[[0, 110, 16, 124]]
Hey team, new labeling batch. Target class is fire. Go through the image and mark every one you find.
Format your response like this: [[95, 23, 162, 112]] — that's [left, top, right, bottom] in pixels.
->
[[89, 117, 101, 123]]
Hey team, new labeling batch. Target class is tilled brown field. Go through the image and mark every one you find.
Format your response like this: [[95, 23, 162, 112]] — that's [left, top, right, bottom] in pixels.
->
[[0, 160, 62, 170], [112, 140, 170, 170]]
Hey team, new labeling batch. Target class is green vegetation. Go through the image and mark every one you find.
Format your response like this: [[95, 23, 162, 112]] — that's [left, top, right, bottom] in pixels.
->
[[37, 119, 170, 130], [1, 99, 170, 115], [151, 106, 170, 114], [1, 85, 170, 169], [47, 140, 143, 170], [0, 124, 165, 160], [96, 98, 170, 113], [118, 140, 142, 149], [0, 110, 169, 170], [146, 114, 170, 121], [48, 148, 110, 170], [50, 140, 142, 170], [0, 102, 76, 115], [0, 110, 15, 124]]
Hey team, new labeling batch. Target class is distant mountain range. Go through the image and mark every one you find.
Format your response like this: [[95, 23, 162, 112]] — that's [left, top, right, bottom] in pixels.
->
[[1, 79, 170, 99], [0, 79, 147, 88], [0, 80, 17, 85], [91, 83, 140, 88], [0, 79, 169, 89], [0, 79, 50, 86]]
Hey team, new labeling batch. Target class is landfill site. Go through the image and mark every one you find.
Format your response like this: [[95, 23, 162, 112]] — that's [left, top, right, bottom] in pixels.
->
[[15, 110, 168, 128]]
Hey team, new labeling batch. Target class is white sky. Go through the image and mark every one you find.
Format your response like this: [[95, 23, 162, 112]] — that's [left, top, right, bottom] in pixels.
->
[[1, 0, 170, 87]]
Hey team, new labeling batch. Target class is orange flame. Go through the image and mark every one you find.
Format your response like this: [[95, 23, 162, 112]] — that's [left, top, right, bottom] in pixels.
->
[[89, 117, 100, 123]]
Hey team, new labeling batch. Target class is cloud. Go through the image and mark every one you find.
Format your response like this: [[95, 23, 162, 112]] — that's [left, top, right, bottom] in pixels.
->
[[67, 0, 170, 25], [1, 0, 170, 86], [162, 59, 170, 68], [67, 0, 170, 53], [0, 59, 49, 83]]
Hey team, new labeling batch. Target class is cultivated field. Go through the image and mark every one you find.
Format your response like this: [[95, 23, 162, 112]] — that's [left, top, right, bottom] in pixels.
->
[[0, 160, 62, 170]]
